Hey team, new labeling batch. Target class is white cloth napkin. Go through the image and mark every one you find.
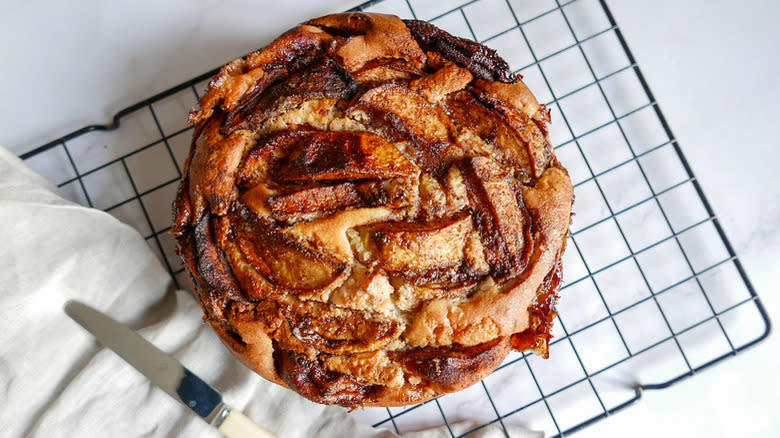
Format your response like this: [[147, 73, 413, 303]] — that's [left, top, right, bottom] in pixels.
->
[[0, 146, 540, 438]]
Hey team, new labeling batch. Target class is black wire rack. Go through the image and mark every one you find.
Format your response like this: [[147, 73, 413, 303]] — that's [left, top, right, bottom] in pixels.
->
[[20, 0, 771, 436]]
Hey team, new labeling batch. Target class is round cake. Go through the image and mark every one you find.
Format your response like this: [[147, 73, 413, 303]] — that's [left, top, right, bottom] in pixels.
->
[[173, 12, 573, 407]]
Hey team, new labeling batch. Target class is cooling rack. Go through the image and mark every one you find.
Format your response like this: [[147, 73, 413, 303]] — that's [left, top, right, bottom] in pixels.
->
[[20, 0, 770, 436]]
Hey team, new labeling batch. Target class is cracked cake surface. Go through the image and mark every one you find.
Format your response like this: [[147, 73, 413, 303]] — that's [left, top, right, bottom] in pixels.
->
[[172, 12, 573, 407]]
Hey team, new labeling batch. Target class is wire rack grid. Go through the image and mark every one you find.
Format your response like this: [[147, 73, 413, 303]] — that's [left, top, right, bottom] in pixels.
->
[[20, 0, 770, 436]]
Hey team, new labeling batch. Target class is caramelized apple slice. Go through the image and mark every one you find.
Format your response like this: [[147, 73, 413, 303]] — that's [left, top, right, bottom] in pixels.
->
[[189, 24, 334, 125], [237, 128, 315, 188], [403, 19, 515, 83], [352, 59, 422, 86], [390, 337, 506, 390], [224, 55, 358, 133], [471, 79, 543, 120], [459, 157, 531, 281], [471, 81, 552, 177], [274, 131, 418, 182], [354, 177, 419, 209], [277, 295, 403, 354], [191, 214, 243, 298], [213, 215, 278, 300], [231, 206, 347, 291], [188, 114, 255, 215], [354, 83, 454, 173], [368, 213, 472, 272], [239, 128, 418, 192], [445, 90, 536, 178], [268, 183, 364, 222], [272, 347, 379, 405]]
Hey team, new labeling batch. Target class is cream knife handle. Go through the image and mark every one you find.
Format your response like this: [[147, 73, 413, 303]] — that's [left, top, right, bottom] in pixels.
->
[[218, 409, 276, 438]]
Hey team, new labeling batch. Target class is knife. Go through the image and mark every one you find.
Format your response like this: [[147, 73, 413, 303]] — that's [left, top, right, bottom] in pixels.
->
[[65, 300, 276, 438]]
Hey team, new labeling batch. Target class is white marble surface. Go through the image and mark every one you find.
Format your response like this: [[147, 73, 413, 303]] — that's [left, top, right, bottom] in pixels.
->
[[1, 0, 778, 437], [578, 1, 780, 437]]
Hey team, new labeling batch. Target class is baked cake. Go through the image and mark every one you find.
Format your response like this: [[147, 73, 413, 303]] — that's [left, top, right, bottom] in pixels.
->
[[173, 12, 573, 407]]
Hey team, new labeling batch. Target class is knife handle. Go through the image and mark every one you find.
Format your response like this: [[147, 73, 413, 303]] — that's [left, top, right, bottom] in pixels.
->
[[218, 409, 276, 438]]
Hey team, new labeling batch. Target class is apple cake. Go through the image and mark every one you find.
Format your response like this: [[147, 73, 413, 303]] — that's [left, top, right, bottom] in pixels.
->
[[173, 12, 573, 407]]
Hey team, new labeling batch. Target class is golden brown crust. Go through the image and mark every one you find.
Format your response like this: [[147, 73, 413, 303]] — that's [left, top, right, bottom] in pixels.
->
[[410, 62, 473, 103], [173, 12, 573, 407], [307, 13, 427, 72]]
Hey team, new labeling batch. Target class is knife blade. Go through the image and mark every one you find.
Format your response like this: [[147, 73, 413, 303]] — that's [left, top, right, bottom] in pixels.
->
[[65, 300, 275, 438]]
